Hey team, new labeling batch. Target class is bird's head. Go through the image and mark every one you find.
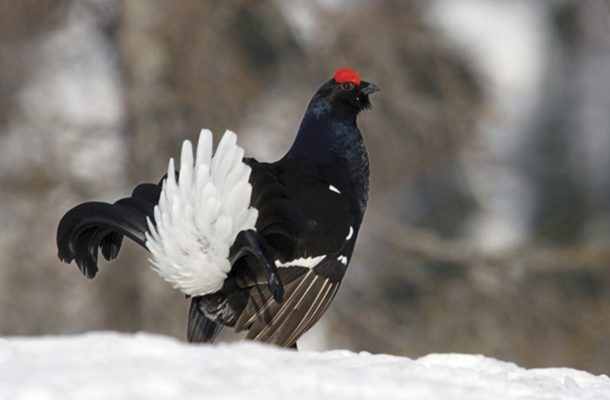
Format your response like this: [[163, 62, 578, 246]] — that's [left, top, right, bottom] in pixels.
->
[[306, 68, 380, 119]]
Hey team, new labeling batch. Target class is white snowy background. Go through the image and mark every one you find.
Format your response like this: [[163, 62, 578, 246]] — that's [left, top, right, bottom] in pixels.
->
[[2, 332, 610, 400]]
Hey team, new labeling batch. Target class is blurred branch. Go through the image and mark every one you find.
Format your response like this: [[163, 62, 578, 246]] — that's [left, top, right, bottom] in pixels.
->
[[367, 214, 610, 273]]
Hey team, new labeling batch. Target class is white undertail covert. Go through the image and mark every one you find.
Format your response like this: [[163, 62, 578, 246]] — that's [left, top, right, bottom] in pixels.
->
[[146, 129, 258, 296]]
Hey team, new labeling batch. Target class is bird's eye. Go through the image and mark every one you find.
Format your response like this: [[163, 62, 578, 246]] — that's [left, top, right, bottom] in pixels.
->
[[340, 82, 355, 91]]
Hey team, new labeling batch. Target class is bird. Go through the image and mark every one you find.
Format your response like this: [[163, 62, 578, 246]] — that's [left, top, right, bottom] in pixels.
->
[[56, 68, 379, 349]]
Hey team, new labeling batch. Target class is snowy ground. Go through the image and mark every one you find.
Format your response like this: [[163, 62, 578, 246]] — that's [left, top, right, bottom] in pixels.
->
[[1, 332, 609, 400]]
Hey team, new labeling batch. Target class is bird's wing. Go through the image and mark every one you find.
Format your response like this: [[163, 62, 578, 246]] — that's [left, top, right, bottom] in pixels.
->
[[56, 182, 162, 278], [235, 252, 349, 348], [231, 161, 359, 347], [245, 159, 305, 261]]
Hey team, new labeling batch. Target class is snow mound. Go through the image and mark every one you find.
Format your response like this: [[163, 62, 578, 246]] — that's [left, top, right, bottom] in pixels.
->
[[1, 332, 609, 400]]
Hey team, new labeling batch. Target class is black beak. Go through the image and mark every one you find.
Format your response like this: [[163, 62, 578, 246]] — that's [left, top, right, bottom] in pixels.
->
[[360, 82, 380, 96]]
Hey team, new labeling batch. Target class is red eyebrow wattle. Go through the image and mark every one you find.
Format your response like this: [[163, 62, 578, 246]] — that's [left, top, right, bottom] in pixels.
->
[[333, 68, 361, 85]]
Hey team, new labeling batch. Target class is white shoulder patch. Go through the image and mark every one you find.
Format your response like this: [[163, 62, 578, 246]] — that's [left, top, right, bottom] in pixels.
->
[[346, 226, 354, 241], [276, 255, 326, 269], [145, 129, 258, 297], [329, 185, 341, 194]]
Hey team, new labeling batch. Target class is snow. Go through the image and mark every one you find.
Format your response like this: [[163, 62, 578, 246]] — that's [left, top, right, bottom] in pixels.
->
[[1, 332, 609, 400]]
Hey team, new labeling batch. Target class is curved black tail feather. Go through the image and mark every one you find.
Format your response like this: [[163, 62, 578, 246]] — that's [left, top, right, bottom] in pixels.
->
[[56, 183, 162, 278], [187, 297, 224, 343]]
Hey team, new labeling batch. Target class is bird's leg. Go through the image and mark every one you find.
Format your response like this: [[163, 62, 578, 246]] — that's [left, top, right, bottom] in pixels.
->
[[230, 230, 284, 303]]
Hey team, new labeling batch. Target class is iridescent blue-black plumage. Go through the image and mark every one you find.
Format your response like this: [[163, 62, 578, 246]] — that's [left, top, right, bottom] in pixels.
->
[[56, 69, 378, 348]]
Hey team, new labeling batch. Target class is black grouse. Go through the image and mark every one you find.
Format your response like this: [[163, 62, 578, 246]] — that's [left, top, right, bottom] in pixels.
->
[[57, 68, 379, 348]]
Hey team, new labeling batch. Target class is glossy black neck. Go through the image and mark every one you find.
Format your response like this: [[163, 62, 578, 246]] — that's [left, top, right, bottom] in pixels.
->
[[283, 108, 370, 218], [283, 108, 361, 164]]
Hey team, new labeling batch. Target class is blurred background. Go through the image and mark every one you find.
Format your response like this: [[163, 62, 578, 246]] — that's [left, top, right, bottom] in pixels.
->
[[2, 0, 610, 374]]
